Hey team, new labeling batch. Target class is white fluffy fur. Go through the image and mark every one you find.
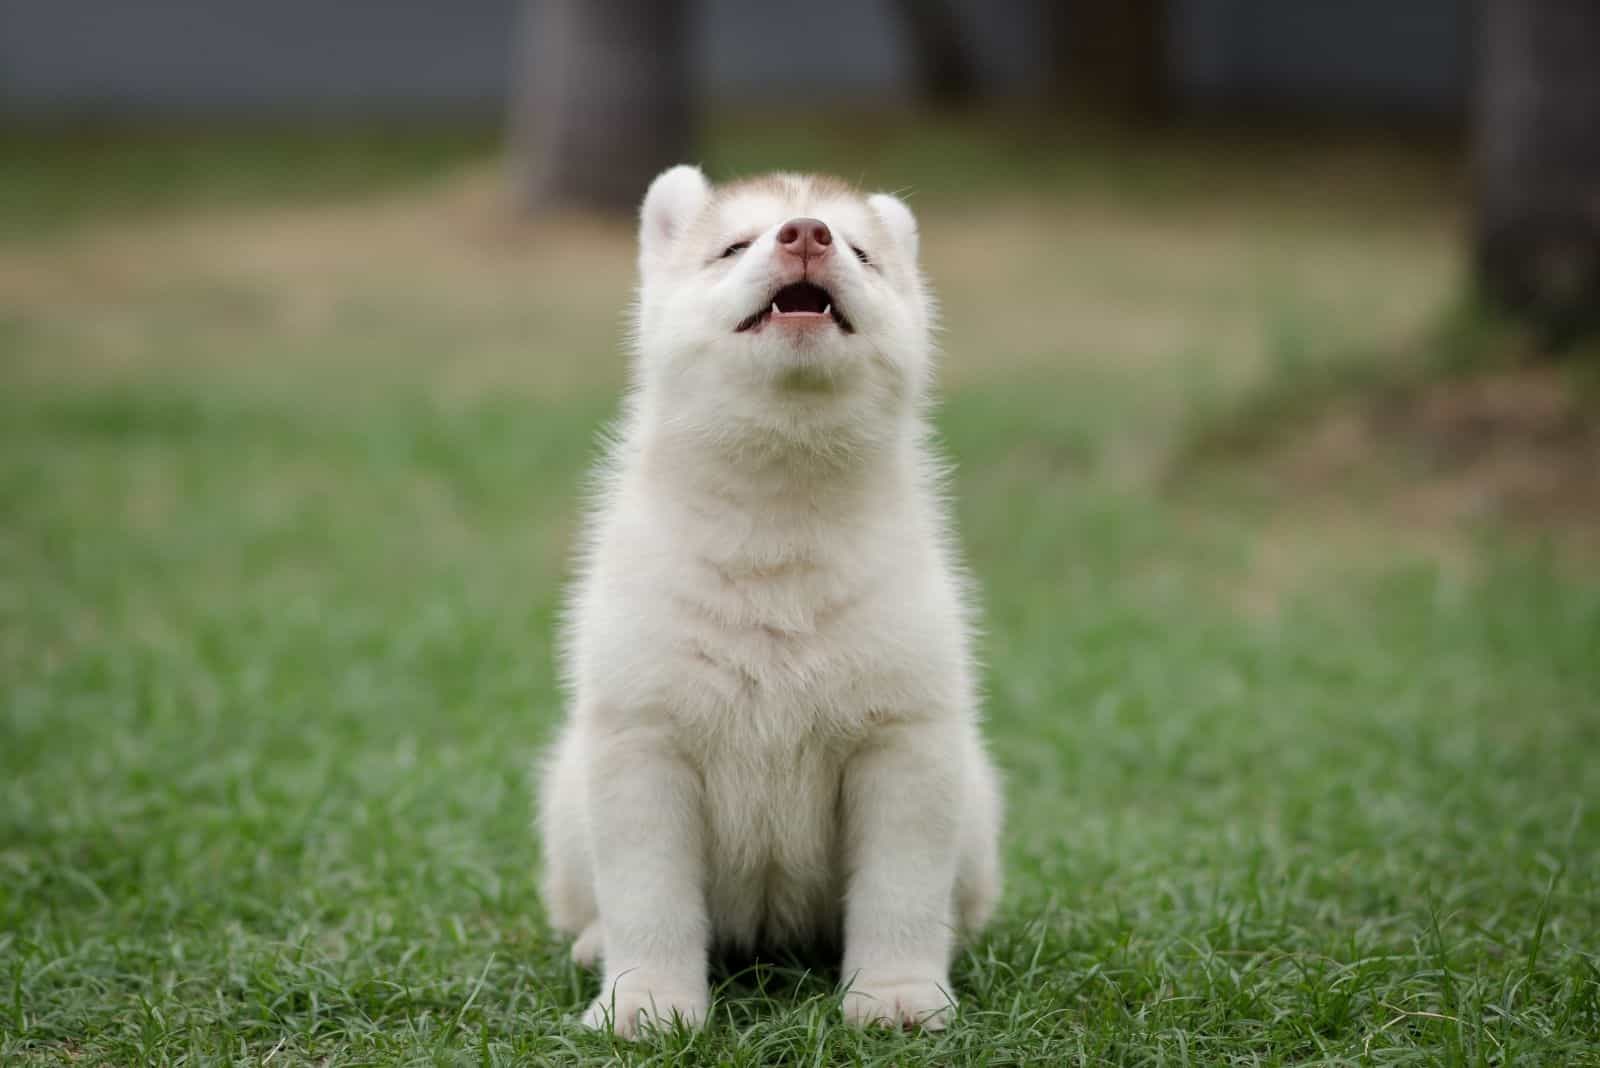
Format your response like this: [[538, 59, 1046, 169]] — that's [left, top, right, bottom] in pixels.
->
[[538, 166, 1002, 1037]]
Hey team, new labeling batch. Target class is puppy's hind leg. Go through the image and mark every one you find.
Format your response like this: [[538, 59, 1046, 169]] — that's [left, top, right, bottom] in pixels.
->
[[537, 724, 599, 962], [954, 730, 1002, 937], [570, 920, 604, 969]]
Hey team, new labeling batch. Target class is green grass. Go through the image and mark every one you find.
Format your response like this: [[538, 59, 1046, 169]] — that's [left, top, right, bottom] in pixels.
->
[[2, 126, 1598, 1065], [0, 126, 495, 240]]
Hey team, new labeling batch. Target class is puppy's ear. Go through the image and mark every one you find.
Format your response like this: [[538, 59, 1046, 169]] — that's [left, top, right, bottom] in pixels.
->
[[868, 193, 919, 263], [639, 164, 711, 272]]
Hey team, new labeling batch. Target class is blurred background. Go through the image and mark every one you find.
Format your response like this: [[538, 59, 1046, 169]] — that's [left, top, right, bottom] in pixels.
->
[[4, 0, 1595, 554], [3, 2, 1598, 1063]]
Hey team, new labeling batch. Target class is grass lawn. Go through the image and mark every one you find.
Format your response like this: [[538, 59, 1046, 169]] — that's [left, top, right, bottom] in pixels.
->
[[2, 119, 1597, 1065]]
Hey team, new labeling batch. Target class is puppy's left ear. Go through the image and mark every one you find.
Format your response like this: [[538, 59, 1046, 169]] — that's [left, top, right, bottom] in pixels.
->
[[639, 164, 712, 272], [868, 193, 919, 263]]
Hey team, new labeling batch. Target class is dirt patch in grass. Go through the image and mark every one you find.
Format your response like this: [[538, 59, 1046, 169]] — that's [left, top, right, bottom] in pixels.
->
[[1251, 363, 1600, 562], [1380, 366, 1600, 536], [1170, 348, 1600, 619]]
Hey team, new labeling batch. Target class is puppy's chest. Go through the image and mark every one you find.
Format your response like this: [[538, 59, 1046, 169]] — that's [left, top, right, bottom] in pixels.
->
[[667, 555, 881, 723]]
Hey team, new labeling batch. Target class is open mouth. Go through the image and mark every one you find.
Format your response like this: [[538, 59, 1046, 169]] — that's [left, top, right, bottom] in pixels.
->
[[736, 281, 854, 334]]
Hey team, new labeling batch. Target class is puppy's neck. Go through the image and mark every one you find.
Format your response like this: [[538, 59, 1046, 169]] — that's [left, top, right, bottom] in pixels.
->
[[636, 402, 917, 521]]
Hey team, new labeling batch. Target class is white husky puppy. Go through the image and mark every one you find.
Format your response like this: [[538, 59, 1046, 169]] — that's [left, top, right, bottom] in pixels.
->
[[538, 165, 1001, 1037]]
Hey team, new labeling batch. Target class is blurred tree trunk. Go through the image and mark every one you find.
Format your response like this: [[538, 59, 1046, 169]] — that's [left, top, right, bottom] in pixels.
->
[[1474, 0, 1600, 350], [1046, 0, 1171, 124], [886, 0, 980, 109], [508, 0, 694, 215]]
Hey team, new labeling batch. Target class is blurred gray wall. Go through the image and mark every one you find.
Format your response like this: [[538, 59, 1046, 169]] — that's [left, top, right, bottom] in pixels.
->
[[1175, 0, 1465, 114], [0, 0, 1465, 120]]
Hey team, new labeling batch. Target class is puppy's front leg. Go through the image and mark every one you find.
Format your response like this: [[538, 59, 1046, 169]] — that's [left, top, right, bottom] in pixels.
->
[[581, 725, 709, 1038], [840, 719, 962, 1030]]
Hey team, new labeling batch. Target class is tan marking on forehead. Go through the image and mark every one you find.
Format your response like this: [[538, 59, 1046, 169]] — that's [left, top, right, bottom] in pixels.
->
[[716, 172, 862, 204], [678, 171, 888, 263]]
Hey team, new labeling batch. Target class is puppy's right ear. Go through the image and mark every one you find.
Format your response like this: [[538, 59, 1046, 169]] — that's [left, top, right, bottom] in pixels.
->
[[868, 193, 919, 263], [639, 164, 711, 272]]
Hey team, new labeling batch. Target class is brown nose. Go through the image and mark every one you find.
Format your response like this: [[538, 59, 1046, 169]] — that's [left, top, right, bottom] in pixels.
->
[[776, 217, 832, 263]]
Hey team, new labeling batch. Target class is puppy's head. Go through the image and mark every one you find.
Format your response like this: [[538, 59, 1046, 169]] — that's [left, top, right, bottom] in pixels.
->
[[631, 166, 933, 456]]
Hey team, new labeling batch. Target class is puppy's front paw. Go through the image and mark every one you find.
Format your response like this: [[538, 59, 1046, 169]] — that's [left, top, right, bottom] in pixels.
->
[[841, 974, 955, 1031], [581, 973, 708, 1039]]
